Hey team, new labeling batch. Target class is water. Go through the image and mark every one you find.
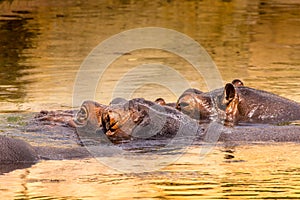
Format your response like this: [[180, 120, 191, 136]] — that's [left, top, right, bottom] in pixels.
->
[[1, 144, 300, 199], [0, 0, 300, 199]]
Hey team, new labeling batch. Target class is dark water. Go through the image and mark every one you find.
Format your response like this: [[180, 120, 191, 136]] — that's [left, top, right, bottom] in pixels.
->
[[0, 0, 300, 199]]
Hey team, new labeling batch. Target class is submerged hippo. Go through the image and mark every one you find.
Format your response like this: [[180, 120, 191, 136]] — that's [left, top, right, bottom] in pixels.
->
[[176, 79, 300, 126], [0, 135, 38, 174], [176, 80, 244, 122], [2, 94, 299, 175], [78, 98, 300, 144], [0, 136, 38, 163], [0, 109, 96, 174], [101, 98, 203, 142]]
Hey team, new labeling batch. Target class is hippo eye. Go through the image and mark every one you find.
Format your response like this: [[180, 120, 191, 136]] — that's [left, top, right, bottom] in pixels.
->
[[179, 102, 190, 108], [74, 106, 88, 126]]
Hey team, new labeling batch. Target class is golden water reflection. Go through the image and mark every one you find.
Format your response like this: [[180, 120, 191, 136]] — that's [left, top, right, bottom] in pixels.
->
[[1, 143, 300, 199], [0, 0, 300, 199], [0, 0, 299, 112]]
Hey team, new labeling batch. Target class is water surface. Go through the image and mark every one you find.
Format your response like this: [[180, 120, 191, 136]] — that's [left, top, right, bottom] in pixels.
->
[[0, 0, 299, 199]]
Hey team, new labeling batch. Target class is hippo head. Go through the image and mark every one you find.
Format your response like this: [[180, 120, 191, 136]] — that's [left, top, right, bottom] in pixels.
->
[[176, 80, 244, 122], [176, 88, 213, 120], [74, 100, 107, 135], [101, 100, 147, 141]]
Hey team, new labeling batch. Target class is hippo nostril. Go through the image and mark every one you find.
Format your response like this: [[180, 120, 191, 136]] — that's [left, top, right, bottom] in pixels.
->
[[102, 111, 119, 132], [102, 113, 110, 131]]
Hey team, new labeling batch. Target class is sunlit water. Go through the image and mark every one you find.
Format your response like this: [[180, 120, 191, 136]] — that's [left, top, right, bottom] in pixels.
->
[[1, 143, 300, 199], [0, 0, 300, 199]]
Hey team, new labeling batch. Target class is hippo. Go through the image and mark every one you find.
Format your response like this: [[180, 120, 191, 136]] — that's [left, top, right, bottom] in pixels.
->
[[78, 99, 300, 144], [0, 135, 38, 163], [74, 100, 106, 136], [0, 135, 38, 174], [0, 108, 97, 174], [176, 80, 300, 126], [175, 80, 244, 122], [100, 98, 203, 142], [2, 95, 299, 175], [176, 87, 225, 122]]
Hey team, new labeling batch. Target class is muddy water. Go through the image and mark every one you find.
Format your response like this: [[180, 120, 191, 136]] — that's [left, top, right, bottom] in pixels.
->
[[0, 0, 300, 199]]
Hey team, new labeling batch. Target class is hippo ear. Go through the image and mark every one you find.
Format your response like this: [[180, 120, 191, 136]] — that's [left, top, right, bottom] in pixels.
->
[[224, 83, 236, 104], [231, 79, 244, 87], [155, 98, 166, 106]]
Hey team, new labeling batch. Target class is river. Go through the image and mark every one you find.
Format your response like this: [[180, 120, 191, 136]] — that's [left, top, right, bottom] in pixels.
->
[[0, 0, 299, 199]]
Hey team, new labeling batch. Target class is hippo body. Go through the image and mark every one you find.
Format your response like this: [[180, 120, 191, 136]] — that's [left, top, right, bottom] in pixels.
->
[[0, 135, 38, 174], [0, 135, 38, 164]]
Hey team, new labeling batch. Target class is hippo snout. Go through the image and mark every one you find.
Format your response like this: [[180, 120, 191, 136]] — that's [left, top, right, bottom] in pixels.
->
[[102, 109, 122, 132]]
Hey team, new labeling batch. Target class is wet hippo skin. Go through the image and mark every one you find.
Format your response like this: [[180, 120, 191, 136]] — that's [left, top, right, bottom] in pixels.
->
[[0, 135, 38, 174], [0, 139, 91, 175], [1, 100, 300, 175], [99, 98, 300, 144], [224, 83, 300, 126], [101, 98, 203, 142], [176, 80, 300, 125], [0, 135, 38, 164], [176, 80, 244, 122]]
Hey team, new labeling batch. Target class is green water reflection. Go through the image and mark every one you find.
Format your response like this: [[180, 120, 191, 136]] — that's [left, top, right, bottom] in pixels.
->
[[0, 18, 37, 102]]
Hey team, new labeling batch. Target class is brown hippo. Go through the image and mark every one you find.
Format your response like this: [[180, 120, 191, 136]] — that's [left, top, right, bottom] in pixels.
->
[[73, 100, 106, 134], [175, 80, 244, 121], [77, 98, 300, 144], [176, 80, 300, 126], [101, 98, 203, 142], [176, 87, 225, 121]]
